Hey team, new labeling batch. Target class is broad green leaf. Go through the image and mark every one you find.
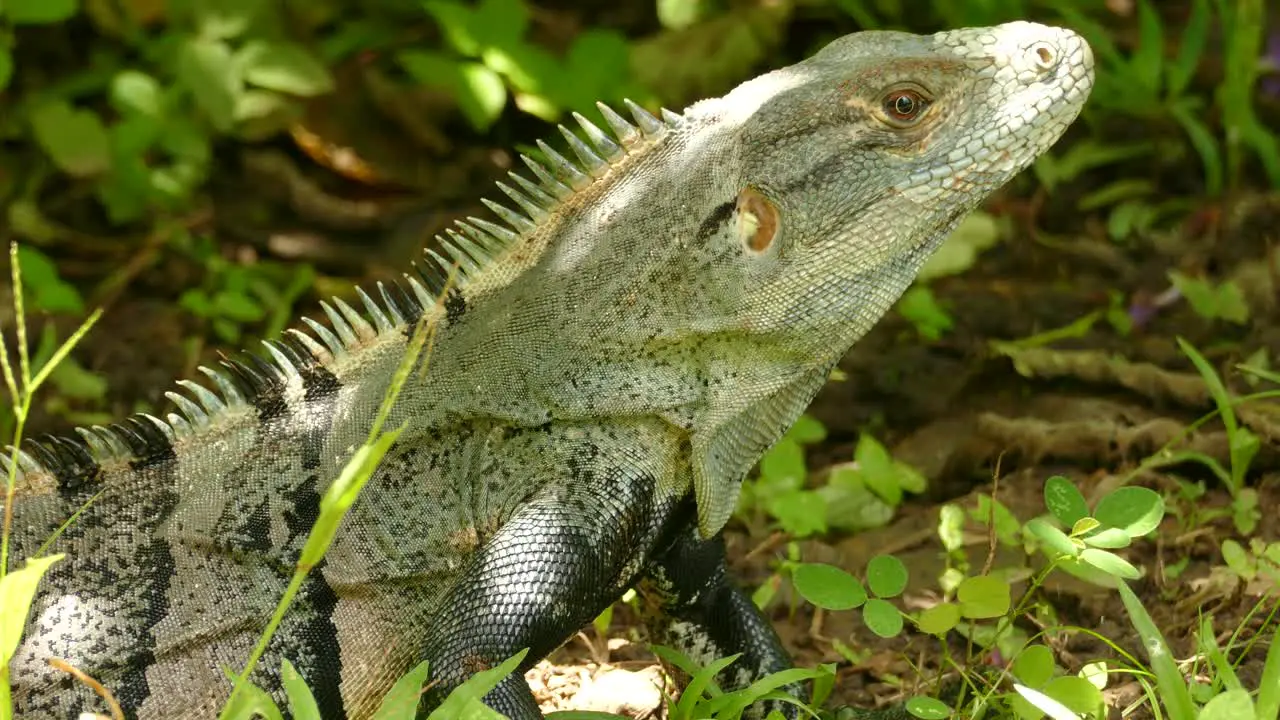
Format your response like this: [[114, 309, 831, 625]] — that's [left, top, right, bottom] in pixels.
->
[[916, 603, 960, 636], [866, 554, 907, 598], [473, 0, 529, 49], [855, 434, 901, 505], [758, 437, 806, 489], [917, 211, 1001, 281], [784, 414, 826, 444], [1117, 581, 1197, 718], [1012, 644, 1056, 688], [1083, 527, 1131, 549], [862, 598, 903, 638], [766, 489, 826, 538], [423, 1, 480, 56], [1093, 486, 1163, 537], [238, 41, 334, 96], [1080, 548, 1140, 580], [957, 575, 1011, 619], [1026, 517, 1078, 559], [904, 696, 951, 719], [110, 70, 164, 118], [192, 0, 260, 39], [0, 554, 64, 664], [1042, 675, 1104, 715], [29, 101, 111, 176], [280, 659, 321, 720], [178, 36, 241, 131], [17, 245, 83, 314], [1012, 684, 1083, 720], [792, 563, 866, 611], [8, 0, 77, 24], [1198, 689, 1255, 719], [1044, 475, 1088, 527]]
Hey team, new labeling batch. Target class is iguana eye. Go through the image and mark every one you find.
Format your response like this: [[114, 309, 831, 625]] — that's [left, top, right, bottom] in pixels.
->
[[881, 88, 930, 125], [736, 187, 779, 254]]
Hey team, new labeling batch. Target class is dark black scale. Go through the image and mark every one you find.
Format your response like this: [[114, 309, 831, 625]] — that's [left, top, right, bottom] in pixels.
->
[[694, 200, 736, 244], [381, 279, 425, 325], [444, 288, 467, 324], [274, 337, 342, 401], [117, 417, 176, 470], [221, 355, 289, 421], [38, 435, 102, 491], [415, 259, 450, 298]]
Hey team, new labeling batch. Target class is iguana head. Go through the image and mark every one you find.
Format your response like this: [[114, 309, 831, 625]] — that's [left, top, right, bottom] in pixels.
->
[[672, 21, 1095, 535]]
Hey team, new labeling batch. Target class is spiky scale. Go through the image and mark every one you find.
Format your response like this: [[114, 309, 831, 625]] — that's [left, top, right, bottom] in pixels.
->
[[481, 198, 537, 235], [356, 287, 394, 335], [463, 217, 519, 247], [521, 155, 573, 199], [90, 425, 129, 456], [661, 108, 684, 127], [140, 414, 177, 443], [320, 301, 359, 349], [262, 341, 303, 386], [198, 366, 247, 409], [426, 249, 456, 278], [377, 282, 408, 326], [624, 99, 665, 138], [441, 231, 483, 275], [301, 317, 345, 359], [508, 173, 558, 210], [573, 111, 624, 162], [404, 272, 435, 310], [176, 380, 226, 415], [558, 126, 607, 176], [166, 391, 209, 427], [596, 101, 639, 147], [288, 328, 334, 365], [446, 229, 492, 268], [166, 413, 193, 438], [332, 298, 377, 343], [496, 182, 549, 222], [534, 140, 590, 190], [75, 427, 111, 457]]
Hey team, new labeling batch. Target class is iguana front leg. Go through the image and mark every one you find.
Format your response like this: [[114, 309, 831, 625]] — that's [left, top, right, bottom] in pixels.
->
[[637, 520, 801, 718], [418, 422, 690, 718]]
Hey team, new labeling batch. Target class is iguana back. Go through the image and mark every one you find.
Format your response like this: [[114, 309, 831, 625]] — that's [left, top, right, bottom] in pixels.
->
[[6, 21, 1093, 719]]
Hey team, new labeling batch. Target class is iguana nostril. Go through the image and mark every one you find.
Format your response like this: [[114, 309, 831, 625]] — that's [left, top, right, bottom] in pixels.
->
[[1031, 41, 1057, 70]]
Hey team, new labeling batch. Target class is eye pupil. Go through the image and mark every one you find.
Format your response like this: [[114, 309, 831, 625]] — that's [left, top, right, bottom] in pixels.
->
[[884, 89, 927, 122]]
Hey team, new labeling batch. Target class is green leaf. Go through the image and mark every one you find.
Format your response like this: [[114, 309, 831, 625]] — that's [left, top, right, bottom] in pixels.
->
[[904, 696, 952, 719], [374, 660, 431, 720], [1026, 517, 1078, 559], [1130, 0, 1164, 95], [1042, 675, 1104, 715], [1083, 527, 1131, 550], [917, 211, 1001, 281], [212, 290, 264, 322], [1080, 548, 1141, 580], [784, 414, 826, 444], [110, 70, 164, 118], [0, 554, 64, 664], [1043, 475, 1088, 527], [766, 489, 826, 538], [956, 575, 1011, 619], [1198, 689, 1255, 720], [399, 52, 507, 131], [29, 100, 112, 176], [17, 245, 84, 314], [791, 563, 866, 611], [758, 437, 805, 489], [7, 0, 78, 24], [238, 41, 334, 96], [895, 286, 953, 341], [472, 0, 529, 50], [862, 598, 903, 638], [916, 603, 961, 636], [178, 36, 242, 132], [855, 434, 901, 506], [280, 659, 322, 720], [866, 554, 908, 598], [1116, 581, 1197, 718], [1093, 486, 1164, 537], [219, 675, 285, 720], [1012, 644, 1055, 688], [191, 0, 260, 39]]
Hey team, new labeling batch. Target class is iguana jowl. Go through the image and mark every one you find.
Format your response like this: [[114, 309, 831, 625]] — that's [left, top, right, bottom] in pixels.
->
[[7, 21, 1093, 719]]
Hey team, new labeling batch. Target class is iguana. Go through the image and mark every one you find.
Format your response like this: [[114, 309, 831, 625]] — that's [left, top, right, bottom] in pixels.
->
[[6, 20, 1093, 719]]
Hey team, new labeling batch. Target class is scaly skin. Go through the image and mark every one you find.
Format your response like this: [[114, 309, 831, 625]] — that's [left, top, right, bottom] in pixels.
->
[[6, 21, 1092, 719]]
